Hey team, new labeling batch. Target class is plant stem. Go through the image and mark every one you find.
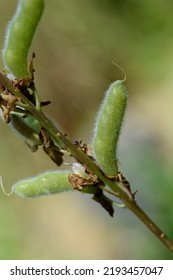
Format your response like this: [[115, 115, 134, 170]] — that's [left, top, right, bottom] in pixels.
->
[[0, 72, 173, 254], [126, 199, 173, 253]]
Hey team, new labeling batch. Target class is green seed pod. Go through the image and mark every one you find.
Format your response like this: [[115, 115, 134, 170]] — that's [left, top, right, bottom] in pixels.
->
[[10, 114, 42, 152], [3, 0, 44, 78], [12, 171, 73, 198], [92, 80, 128, 176]]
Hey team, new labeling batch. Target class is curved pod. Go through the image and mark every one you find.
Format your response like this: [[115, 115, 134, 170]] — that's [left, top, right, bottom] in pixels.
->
[[3, 0, 44, 78], [93, 80, 128, 176]]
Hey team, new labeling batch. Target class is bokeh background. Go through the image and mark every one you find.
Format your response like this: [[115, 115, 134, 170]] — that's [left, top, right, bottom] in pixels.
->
[[0, 0, 173, 259]]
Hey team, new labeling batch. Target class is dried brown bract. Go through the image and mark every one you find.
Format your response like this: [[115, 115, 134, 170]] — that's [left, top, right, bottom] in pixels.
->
[[0, 90, 17, 123], [116, 172, 137, 199], [74, 139, 93, 158], [68, 169, 99, 191]]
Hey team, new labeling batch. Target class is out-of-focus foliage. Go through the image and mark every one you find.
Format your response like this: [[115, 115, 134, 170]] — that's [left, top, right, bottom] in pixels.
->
[[0, 0, 173, 259]]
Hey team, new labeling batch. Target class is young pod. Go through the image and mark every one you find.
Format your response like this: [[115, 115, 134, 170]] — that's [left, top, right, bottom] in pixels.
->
[[3, 0, 44, 78], [12, 171, 73, 198], [92, 80, 128, 176], [10, 114, 42, 152]]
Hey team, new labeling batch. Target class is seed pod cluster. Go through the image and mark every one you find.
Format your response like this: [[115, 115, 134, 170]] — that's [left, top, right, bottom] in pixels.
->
[[92, 80, 128, 177]]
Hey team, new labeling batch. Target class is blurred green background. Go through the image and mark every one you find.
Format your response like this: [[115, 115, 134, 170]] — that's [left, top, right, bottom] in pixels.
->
[[0, 0, 173, 259]]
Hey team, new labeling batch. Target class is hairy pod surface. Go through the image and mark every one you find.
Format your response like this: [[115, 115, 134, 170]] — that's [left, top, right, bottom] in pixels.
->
[[3, 0, 44, 78], [93, 80, 128, 176], [12, 171, 73, 198]]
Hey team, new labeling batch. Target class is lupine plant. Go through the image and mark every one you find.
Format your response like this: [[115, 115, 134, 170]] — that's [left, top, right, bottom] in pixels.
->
[[0, 0, 173, 254]]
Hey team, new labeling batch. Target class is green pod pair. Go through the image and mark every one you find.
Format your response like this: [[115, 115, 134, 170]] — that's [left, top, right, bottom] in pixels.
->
[[93, 80, 128, 177], [3, 0, 44, 78], [12, 171, 73, 198]]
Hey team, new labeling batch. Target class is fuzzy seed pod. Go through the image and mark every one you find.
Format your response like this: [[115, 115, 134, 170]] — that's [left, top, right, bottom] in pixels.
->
[[93, 80, 128, 176], [3, 0, 44, 78], [12, 171, 73, 198]]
